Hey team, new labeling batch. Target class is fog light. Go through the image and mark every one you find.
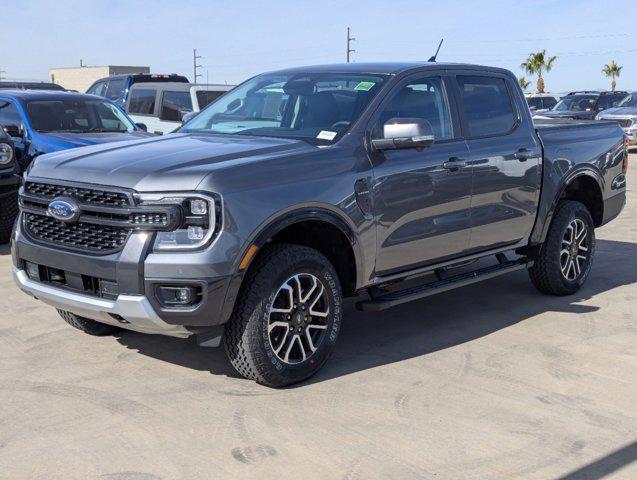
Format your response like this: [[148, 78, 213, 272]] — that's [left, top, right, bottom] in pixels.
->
[[156, 285, 202, 307], [25, 261, 40, 280]]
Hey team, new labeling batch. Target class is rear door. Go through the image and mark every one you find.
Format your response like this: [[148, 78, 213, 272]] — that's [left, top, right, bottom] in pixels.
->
[[453, 72, 541, 252], [369, 72, 472, 275]]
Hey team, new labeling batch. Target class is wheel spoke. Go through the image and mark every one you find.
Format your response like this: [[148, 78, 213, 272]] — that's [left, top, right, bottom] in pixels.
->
[[283, 334, 298, 363], [291, 275, 303, 304], [270, 284, 294, 314], [305, 326, 317, 352], [268, 321, 289, 332], [308, 285, 329, 318], [574, 256, 581, 275], [307, 324, 328, 331], [273, 329, 290, 355], [299, 275, 318, 303]]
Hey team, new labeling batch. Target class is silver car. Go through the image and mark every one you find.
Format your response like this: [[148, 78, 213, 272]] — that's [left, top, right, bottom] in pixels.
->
[[596, 92, 637, 145]]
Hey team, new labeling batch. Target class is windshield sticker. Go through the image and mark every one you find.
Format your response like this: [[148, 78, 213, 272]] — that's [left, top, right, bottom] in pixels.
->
[[354, 81, 376, 91], [317, 130, 338, 141]]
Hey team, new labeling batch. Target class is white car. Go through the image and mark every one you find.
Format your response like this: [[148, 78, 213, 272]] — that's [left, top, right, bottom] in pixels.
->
[[125, 82, 235, 135]]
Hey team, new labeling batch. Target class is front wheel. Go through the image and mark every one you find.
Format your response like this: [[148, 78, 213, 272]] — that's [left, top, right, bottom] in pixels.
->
[[529, 200, 596, 296], [224, 244, 343, 388]]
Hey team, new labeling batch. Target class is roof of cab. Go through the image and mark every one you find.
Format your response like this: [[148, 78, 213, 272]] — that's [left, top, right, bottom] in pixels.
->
[[263, 62, 512, 76], [0, 90, 107, 102]]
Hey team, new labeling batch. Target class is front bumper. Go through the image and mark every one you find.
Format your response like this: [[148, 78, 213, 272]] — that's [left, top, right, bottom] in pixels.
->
[[623, 128, 637, 145], [12, 216, 236, 334], [13, 267, 191, 337]]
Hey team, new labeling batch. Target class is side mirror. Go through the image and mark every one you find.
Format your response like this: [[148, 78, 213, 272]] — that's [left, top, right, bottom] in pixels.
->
[[181, 111, 198, 124], [3, 124, 23, 138], [136, 123, 148, 132], [371, 118, 435, 151]]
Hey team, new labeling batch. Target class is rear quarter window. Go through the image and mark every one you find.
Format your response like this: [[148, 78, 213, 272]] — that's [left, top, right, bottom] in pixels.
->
[[458, 76, 517, 137], [128, 89, 157, 115]]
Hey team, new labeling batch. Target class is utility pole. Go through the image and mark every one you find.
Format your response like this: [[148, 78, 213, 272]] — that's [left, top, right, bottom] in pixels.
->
[[193, 49, 203, 83], [80, 59, 84, 67], [346, 27, 355, 63], [0, 68, 5, 81]]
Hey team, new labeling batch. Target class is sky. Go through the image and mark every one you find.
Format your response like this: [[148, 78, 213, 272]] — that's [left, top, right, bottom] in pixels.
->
[[2, 0, 636, 93]]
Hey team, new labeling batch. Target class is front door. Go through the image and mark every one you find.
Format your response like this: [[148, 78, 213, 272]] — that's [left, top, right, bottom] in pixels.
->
[[454, 74, 542, 251], [369, 74, 473, 275]]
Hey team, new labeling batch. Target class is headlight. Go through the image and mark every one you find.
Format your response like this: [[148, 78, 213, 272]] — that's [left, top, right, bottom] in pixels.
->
[[135, 192, 220, 251], [595, 113, 603, 120], [0, 143, 13, 165]]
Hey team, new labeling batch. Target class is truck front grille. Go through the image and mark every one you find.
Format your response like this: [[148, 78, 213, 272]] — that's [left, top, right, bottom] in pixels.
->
[[19, 180, 181, 255], [24, 181, 131, 207], [24, 213, 131, 254], [617, 119, 634, 128]]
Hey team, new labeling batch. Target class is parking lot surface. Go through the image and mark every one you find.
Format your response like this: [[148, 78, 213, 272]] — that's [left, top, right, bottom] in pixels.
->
[[0, 155, 635, 480]]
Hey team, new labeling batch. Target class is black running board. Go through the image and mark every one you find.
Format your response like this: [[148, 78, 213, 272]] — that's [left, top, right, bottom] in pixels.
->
[[356, 258, 532, 312]]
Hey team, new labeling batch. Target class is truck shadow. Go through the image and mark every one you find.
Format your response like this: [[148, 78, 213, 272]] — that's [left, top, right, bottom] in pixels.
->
[[113, 238, 637, 385]]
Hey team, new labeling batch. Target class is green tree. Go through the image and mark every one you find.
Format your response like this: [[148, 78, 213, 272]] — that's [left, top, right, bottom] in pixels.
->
[[519, 77, 531, 91], [602, 60, 623, 91], [521, 50, 557, 93]]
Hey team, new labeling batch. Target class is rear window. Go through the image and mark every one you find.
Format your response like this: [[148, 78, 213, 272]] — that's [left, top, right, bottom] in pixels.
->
[[196, 90, 226, 109], [526, 97, 542, 109], [128, 89, 156, 115], [458, 76, 517, 137], [160, 91, 193, 121]]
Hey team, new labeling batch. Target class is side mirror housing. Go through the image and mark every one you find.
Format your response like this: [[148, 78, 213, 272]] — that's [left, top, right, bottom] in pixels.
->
[[181, 111, 198, 124], [3, 124, 23, 138], [371, 118, 435, 151], [136, 123, 148, 132]]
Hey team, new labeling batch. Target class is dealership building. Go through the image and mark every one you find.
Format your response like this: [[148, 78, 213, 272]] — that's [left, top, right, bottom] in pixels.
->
[[49, 65, 150, 92]]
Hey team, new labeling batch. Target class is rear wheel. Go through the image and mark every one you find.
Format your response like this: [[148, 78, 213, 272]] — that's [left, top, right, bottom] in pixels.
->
[[224, 244, 342, 388], [0, 192, 19, 244], [529, 200, 596, 295], [57, 309, 120, 336]]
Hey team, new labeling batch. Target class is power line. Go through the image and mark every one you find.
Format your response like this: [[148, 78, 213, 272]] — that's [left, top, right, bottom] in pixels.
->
[[346, 27, 355, 63], [193, 49, 203, 83]]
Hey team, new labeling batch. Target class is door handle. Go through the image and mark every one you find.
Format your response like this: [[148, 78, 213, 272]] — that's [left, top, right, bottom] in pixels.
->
[[442, 157, 467, 171], [514, 148, 531, 161]]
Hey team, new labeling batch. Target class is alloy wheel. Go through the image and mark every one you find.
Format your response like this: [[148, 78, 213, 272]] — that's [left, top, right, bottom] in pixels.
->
[[267, 273, 330, 364], [560, 218, 589, 281]]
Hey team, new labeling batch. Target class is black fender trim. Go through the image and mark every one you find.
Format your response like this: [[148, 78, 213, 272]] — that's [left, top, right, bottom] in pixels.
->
[[218, 205, 364, 324]]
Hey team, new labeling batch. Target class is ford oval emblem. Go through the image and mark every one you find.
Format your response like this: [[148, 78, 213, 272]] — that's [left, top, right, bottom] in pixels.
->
[[47, 197, 80, 223]]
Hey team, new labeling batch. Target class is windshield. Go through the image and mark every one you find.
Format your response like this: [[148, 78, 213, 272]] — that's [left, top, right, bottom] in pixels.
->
[[180, 72, 388, 144], [618, 93, 637, 108], [26, 99, 136, 133], [553, 95, 597, 112]]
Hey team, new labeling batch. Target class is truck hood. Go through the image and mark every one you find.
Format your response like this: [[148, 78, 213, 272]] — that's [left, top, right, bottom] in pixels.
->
[[597, 107, 637, 117], [35, 131, 154, 154], [28, 133, 315, 191]]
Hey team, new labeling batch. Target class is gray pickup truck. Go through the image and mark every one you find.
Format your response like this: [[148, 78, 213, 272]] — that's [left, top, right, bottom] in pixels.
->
[[12, 63, 627, 387]]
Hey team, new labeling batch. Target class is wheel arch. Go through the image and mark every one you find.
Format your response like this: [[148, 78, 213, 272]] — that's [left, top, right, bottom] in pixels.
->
[[219, 204, 364, 324]]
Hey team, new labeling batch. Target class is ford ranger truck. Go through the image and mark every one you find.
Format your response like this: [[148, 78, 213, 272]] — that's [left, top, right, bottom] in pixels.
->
[[12, 63, 628, 387]]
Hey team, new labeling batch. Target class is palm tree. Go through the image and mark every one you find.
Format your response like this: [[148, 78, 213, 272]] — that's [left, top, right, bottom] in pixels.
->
[[521, 50, 557, 93], [519, 77, 531, 91], [602, 60, 623, 91]]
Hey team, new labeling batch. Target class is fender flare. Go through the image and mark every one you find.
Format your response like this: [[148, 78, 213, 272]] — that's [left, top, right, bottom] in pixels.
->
[[536, 167, 604, 244], [218, 204, 365, 324]]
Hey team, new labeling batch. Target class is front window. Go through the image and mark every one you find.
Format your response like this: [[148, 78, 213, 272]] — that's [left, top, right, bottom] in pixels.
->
[[553, 95, 597, 112], [181, 72, 388, 145], [25, 99, 136, 133], [618, 93, 637, 108]]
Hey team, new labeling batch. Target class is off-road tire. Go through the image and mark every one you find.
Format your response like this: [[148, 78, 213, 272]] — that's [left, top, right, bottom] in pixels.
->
[[224, 244, 343, 388], [529, 200, 596, 296], [57, 309, 120, 336], [0, 192, 18, 244]]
